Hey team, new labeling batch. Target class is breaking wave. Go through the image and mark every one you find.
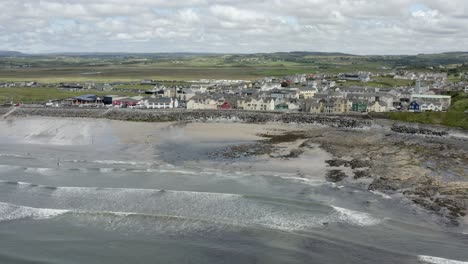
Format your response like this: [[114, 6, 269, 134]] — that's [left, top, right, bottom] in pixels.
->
[[331, 206, 383, 226], [418, 255, 468, 264], [0, 181, 384, 231], [0, 202, 68, 222]]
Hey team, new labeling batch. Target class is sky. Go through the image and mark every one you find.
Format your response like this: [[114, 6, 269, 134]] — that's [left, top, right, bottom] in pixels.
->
[[0, 0, 467, 55]]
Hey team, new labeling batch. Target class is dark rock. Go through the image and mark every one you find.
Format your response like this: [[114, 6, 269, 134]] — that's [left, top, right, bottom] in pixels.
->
[[348, 159, 372, 169], [325, 159, 348, 167], [326, 170, 348, 182], [353, 169, 372, 179], [391, 124, 448, 137]]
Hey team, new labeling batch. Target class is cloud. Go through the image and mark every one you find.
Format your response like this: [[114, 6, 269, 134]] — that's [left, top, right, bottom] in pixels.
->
[[0, 0, 467, 54]]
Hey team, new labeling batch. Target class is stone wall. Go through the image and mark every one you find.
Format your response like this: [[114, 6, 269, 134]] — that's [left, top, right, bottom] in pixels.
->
[[11, 108, 372, 129]]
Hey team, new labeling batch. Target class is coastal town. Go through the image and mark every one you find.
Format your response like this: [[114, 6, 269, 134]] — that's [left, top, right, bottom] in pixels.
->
[[2, 70, 465, 114]]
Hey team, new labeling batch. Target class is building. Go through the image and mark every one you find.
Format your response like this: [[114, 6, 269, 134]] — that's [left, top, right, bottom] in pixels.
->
[[112, 97, 140, 108], [299, 87, 318, 99], [310, 102, 324, 113], [333, 99, 349, 113], [71, 94, 102, 105], [339, 72, 371, 82], [368, 101, 388, 113], [260, 82, 282, 91], [187, 96, 218, 110], [408, 101, 420, 112], [217, 101, 233, 110], [138, 97, 178, 109], [237, 98, 275, 111], [351, 101, 368, 112], [410, 94, 452, 111]]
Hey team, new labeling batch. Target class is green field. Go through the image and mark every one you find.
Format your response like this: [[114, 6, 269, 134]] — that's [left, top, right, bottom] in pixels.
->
[[1, 52, 466, 83], [387, 93, 468, 129], [0, 87, 131, 104], [337, 76, 415, 88]]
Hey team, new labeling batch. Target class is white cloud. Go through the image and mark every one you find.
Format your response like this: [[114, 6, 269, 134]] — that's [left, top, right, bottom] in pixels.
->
[[0, 0, 466, 54]]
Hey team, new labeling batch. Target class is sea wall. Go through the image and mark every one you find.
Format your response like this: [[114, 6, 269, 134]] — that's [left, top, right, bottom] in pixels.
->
[[5, 107, 465, 136], [9, 107, 372, 129]]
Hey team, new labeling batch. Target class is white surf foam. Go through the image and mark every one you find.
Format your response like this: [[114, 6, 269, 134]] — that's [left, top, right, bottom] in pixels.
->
[[0, 164, 21, 170], [331, 206, 383, 226], [93, 160, 154, 166], [0, 154, 30, 158], [24, 167, 54, 175], [418, 255, 468, 264], [0, 202, 68, 222], [370, 190, 392, 199]]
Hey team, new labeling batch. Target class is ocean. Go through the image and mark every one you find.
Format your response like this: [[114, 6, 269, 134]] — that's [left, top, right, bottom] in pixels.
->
[[0, 117, 467, 264]]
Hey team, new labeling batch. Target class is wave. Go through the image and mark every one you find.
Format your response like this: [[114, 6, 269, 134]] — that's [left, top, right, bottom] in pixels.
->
[[331, 206, 383, 226], [91, 160, 155, 166], [418, 255, 468, 264], [0, 164, 22, 170], [369, 190, 393, 200], [0, 153, 34, 159], [0, 181, 384, 231], [0, 202, 68, 222]]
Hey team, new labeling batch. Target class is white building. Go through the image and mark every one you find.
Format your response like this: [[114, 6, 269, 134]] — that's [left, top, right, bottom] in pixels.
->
[[138, 97, 178, 109], [260, 82, 282, 91]]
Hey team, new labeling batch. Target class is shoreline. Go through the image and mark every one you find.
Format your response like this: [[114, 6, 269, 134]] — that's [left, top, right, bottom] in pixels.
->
[[1, 111, 467, 227], [1, 107, 466, 137]]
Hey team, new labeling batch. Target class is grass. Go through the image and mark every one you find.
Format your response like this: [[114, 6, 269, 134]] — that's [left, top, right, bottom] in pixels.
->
[[337, 76, 415, 88], [386, 112, 468, 129], [0, 54, 391, 83], [387, 93, 468, 129], [0, 87, 131, 104]]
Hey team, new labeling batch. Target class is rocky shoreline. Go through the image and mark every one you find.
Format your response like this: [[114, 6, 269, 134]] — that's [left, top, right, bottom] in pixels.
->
[[2, 107, 465, 137], [210, 127, 468, 226], [2, 107, 467, 225]]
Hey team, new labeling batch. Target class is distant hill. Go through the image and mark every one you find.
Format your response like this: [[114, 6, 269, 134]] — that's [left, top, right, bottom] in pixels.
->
[[0, 51, 24, 56]]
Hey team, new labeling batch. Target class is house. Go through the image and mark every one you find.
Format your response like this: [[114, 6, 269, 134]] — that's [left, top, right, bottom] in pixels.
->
[[176, 89, 197, 101], [187, 96, 218, 110], [408, 101, 420, 112], [323, 100, 335, 113], [112, 97, 140, 108], [339, 72, 371, 82], [217, 101, 233, 110], [368, 101, 387, 113], [275, 103, 289, 111], [260, 82, 282, 91], [237, 97, 275, 111], [286, 99, 302, 111], [60, 83, 84, 91], [310, 102, 324, 114], [410, 94, 452, 111], [145, 89, 165, 96], [138, 97, 178, 109], [270, 89, 285, 100], [72, 94, 102, 105], [299, 87, 318, 99], [333, 99, 349, 113], [351, 101, 368, 112]]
